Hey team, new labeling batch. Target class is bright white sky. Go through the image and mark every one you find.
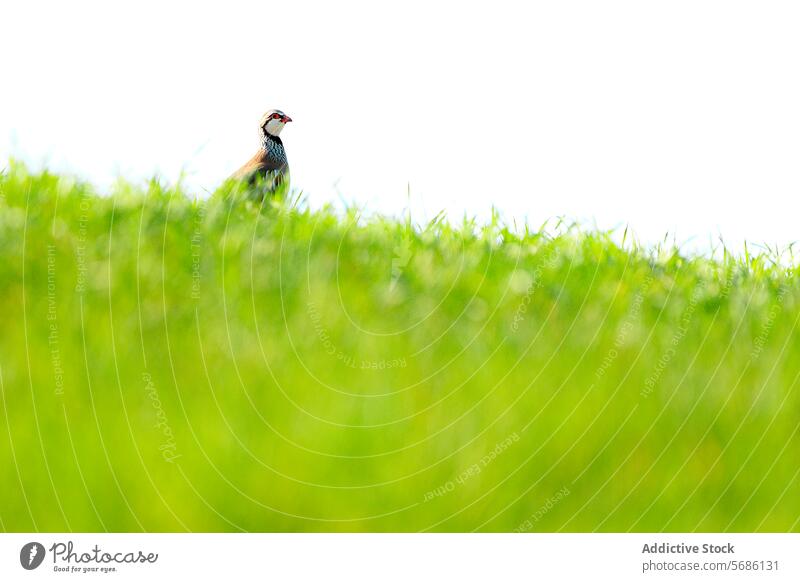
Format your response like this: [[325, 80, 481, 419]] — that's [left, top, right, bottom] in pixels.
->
[[2, 1, 799, 250]]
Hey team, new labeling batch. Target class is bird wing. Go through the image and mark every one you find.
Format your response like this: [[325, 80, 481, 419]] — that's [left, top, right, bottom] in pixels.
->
[[229, 150, 286, 183]]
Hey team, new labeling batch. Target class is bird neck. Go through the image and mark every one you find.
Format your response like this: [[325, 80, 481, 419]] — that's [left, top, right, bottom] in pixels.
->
[[261, 133, 283, 149]]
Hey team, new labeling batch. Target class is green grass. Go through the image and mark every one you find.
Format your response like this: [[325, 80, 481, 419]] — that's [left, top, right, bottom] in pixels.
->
[[1, 162, 799, 532]]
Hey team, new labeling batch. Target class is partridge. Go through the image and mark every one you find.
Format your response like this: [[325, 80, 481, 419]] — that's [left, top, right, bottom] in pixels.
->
[[230, 109, 292, 193]]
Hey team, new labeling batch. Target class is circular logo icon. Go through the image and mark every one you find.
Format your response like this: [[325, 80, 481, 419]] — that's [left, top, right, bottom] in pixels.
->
[[20, 542, 46, 570]]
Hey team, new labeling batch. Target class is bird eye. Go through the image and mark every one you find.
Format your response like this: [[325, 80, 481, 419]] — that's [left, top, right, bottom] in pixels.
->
[[272, 114, 280, 119]]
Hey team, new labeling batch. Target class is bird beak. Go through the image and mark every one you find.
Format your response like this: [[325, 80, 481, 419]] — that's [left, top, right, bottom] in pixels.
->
[[282, 115, 292, 123]]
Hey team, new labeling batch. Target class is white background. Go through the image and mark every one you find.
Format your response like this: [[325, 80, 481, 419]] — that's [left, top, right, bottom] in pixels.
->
[[1, 0, 799, 250]]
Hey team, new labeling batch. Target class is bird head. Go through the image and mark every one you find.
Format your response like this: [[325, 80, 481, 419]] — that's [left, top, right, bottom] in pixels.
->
[[260, 109, 292, 137]]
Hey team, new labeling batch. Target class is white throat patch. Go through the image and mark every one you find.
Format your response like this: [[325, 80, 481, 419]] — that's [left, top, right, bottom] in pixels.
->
[[264, 118, 285, 136]]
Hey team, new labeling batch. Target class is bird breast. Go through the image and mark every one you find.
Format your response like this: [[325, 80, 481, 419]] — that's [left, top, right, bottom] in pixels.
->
[[262, 136, 287, 168]]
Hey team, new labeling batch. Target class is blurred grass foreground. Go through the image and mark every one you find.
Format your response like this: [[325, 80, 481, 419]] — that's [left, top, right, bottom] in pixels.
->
[[1, 163, 798, 532]]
